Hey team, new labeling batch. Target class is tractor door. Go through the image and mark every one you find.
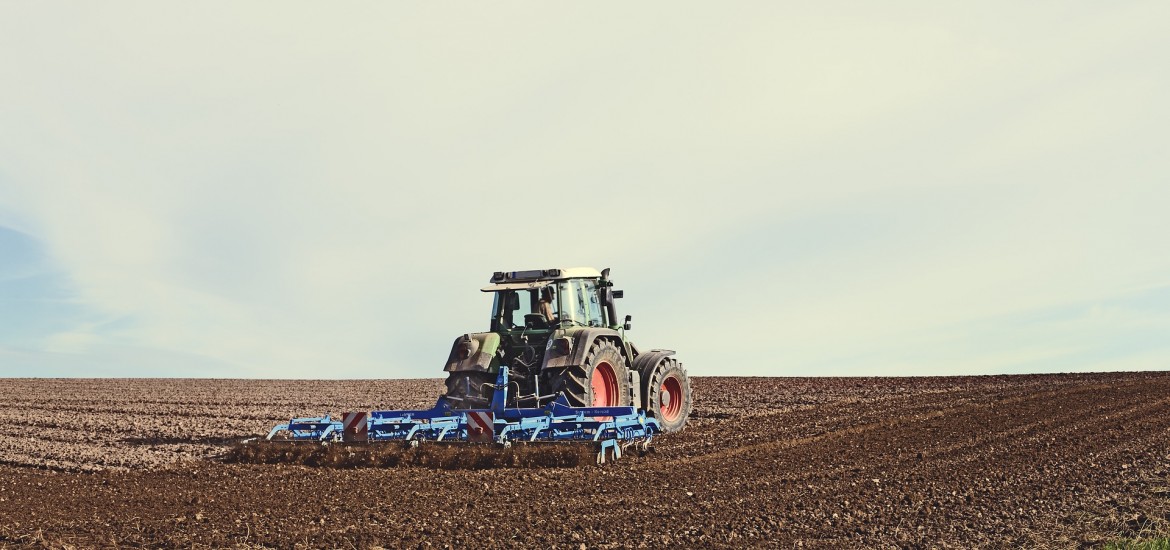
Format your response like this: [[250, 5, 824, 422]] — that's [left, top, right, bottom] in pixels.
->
[[557, 279, 605, 328]]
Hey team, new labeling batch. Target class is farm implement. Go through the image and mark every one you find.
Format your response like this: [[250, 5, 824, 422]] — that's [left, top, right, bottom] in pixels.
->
[[263, 267, 692, 465], [267, 367, 659, 463]]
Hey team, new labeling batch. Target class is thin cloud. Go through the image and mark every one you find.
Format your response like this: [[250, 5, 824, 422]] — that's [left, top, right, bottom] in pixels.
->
[[0, 3, 1167, 377]]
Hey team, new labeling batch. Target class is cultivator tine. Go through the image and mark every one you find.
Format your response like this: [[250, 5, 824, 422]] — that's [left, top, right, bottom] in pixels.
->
[[266, 423, 289, 441], [597, 440, 621, 464]]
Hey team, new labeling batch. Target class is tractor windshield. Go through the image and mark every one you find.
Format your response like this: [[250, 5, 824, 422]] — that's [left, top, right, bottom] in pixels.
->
[[491, 286, 561, 330], [490, 279, 607, 330]]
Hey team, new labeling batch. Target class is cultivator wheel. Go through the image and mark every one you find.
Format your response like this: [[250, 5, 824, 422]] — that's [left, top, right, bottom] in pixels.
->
[[644, 358, 692, 433], [443, 371, 496, 410], [546, 340, 632, 407]]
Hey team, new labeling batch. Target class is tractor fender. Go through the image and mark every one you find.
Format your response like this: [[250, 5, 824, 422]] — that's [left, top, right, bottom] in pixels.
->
[[541, 327, 629, 371], [632, 349, 676, 405], [444, 332, 501, 372]]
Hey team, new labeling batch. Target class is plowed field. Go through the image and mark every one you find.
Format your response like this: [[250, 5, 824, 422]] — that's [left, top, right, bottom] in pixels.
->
[[2, 372, 1169, 548]]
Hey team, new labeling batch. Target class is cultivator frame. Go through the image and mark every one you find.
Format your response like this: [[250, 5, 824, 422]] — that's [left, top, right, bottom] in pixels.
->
[[267, 367, 659, 463]]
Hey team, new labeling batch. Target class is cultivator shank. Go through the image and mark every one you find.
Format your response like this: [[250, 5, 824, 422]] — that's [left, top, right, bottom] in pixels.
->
[[267, 368, 658, 463]]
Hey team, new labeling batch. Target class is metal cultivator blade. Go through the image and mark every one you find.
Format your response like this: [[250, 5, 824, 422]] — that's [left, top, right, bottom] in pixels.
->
[[264, 367, 661, 463]]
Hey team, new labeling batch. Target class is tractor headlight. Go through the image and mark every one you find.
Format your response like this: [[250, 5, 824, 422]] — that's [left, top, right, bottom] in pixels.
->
[[553, 337, 573, 356]]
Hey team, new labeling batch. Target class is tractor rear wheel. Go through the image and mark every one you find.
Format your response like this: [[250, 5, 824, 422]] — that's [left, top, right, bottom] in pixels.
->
[[644, 358, 692, 433], [443, 371, 496, 410], [547, 340, 632, 407]]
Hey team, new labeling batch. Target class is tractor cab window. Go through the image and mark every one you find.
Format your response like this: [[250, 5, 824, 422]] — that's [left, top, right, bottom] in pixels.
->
[[492, 290, 529, 330], [556, 279, 604, 327], [582, 280, 604, 327], [556, 281, 581, 326], [491, 286, 560, 330]]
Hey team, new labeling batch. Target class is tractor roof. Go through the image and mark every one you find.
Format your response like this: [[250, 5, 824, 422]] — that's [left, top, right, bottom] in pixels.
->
[[482, 267, 602, 292]]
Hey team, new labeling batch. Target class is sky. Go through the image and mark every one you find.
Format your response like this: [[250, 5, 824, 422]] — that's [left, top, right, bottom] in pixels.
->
[[1, 2, 1168, 378]]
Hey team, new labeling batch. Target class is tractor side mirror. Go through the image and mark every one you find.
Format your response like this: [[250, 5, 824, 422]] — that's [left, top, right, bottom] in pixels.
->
[[623, 314, 632, 331], [613, 290, 624, 299], [506, 293, 520, 310]]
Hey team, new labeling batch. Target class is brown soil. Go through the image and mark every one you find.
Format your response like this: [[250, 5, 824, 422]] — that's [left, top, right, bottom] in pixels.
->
[[224, 441, 597, 469], [1, 372, 1169, 548]]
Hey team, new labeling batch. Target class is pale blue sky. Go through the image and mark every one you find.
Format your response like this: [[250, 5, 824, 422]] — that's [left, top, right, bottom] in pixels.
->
[[1, 2, 1168, 378]]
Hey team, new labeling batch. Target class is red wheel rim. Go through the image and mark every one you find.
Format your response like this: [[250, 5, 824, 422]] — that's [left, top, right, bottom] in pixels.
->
[[590, 362, 619, 407], [660, 376, 683, 422]]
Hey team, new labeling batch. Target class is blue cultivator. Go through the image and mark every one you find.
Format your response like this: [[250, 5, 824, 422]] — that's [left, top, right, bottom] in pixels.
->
[[267, 367, 659, 464]]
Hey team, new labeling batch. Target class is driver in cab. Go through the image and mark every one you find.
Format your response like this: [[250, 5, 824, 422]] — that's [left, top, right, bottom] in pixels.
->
[[539, 286, 557, 324]]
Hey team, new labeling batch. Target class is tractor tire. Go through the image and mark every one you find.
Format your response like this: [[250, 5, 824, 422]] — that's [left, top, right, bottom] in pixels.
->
[[644, 358, 692, 433], [546, 340, 632, 407], [443, 371, 496, 410]]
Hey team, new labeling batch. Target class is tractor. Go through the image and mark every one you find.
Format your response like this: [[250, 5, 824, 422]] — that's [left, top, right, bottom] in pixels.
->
[[263, 267, 689, 463], [442, 267, 691, 433]]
